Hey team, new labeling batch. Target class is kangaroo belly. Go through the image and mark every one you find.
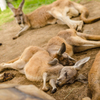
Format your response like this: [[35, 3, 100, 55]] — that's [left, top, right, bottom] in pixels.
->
[[24, 50, 52, 82], [28, 6, 53, 29]]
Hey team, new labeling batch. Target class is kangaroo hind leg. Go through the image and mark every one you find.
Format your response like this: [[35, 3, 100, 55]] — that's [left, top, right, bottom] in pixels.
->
[[77, 32, 100, 41]]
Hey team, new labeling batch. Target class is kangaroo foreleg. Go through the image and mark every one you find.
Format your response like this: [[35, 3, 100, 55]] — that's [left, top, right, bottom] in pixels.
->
[[49, 79, 57, 93], [13, 25, 30, 40], [42, 72, 49, 92]]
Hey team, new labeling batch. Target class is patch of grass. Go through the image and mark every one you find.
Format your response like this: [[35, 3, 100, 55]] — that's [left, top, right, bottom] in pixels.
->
[[0, 9, 14, 25], [0, 0, 55, 25], [10, 0, 55, 13], [0, 0, 98, 25]]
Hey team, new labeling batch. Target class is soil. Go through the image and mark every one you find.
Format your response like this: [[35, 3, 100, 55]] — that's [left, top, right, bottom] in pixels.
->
[[0, 1, 100, 100]]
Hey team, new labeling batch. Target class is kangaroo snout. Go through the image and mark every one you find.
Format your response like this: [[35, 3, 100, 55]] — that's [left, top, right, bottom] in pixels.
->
[[56, 80, 62, 87], [56, 78, 65, 87]]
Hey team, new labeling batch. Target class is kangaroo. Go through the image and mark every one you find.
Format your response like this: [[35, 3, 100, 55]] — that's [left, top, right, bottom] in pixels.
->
[[46, 29, 100, 65], [0, 43, 89, 93], [83, 51, 100, 100], [7, 0, 100, 39], [1, 28, 100, 93], [0, 44, 75, 92]]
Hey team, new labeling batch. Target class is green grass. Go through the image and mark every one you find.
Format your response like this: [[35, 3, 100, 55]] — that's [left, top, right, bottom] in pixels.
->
[[0, 0, 55, 26], [0, 0, 98, 26], [0, 9, 14, 25]]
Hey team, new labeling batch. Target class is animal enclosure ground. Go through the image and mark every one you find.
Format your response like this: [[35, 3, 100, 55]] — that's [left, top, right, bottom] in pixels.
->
[[0, 1, 100, 100]]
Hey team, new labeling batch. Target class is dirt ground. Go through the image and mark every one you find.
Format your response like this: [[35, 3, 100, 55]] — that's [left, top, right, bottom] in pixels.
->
[[0, 1, 100, 100]]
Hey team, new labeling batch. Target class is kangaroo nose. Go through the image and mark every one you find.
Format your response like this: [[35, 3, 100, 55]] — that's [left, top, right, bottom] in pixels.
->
[[18, 22, 21, 25]]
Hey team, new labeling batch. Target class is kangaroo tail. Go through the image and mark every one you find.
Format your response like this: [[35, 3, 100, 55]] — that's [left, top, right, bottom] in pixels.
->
[[80, 10, 100, 24]]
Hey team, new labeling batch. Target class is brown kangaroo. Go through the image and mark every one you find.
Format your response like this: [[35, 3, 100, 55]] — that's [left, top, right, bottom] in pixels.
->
[[1, 28, 100, 93], [7, 0, 100, 39], [82, 51, 100, 100], [0, 44, 89, 93]]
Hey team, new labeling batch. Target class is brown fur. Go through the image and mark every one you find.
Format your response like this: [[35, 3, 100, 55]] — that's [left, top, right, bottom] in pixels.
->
[[82, 51, 100, 100], [46, 29, 100, 64], [46, 36, 73, 57], [7, 0, 100, 39], [24, 50, 53, 81], [88, 51, 100, 100], [57, 29, 100, 52], [1, 28, 100, 93], [0, 45, 65, 93], [82, 97, 91, 100]]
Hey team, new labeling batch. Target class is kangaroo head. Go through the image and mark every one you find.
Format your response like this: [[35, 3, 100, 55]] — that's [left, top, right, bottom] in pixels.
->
[[7, 0, 25, 25], [48, 43, 76, 66], [56, 57, 90, 86]]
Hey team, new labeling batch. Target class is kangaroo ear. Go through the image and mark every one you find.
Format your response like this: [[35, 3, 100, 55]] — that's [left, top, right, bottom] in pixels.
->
[[57, 43, 66, 56], [48, 58, 58, 66], [7, 2, 15, 13], [19, 0, 25, 9], [74, 57, 90, 70]]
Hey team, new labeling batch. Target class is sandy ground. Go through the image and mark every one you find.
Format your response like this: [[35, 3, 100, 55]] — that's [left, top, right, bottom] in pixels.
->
[[0, 1, 100, 100]]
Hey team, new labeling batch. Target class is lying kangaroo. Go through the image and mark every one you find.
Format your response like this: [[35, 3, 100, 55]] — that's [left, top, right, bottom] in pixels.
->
[[46, 29, 100, 65], [1, 28, 100, 93], [0, 44, 89, 93], [7, 0, 100, 39], [83, 51, 100, 100]]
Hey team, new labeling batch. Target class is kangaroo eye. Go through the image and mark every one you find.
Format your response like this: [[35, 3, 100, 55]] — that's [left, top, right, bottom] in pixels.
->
[[64, 72, 67, 77], [19, 14, 23, 16]]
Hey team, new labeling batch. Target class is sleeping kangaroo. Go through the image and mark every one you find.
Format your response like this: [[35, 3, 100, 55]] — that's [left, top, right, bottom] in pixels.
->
[[1, 29, 100, 93], [7, 0, 100, 39], [0, 44, 89, 93]]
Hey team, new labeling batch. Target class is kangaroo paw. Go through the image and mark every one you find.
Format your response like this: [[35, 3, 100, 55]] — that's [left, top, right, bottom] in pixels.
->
[[13, 36, 18, 40], [51, 88, 57, 93], [0, 73, 15, 82], [42, 87, 50, 92]]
